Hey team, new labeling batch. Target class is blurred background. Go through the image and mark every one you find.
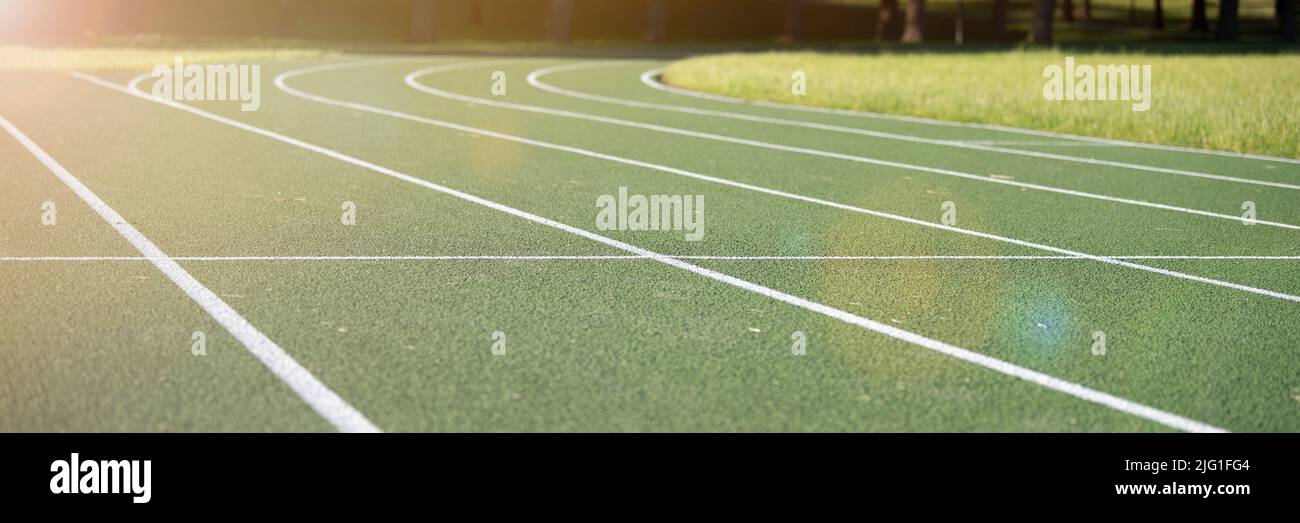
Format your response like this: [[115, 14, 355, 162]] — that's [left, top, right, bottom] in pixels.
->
[[1, 0, 1294, 156], [0, 0, 1292, 47]]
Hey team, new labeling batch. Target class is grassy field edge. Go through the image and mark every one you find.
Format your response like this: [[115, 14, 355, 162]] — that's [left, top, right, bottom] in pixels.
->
[[663, 50, 1300, 159]]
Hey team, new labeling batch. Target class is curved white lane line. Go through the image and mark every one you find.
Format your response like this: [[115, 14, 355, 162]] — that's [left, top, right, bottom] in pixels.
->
[[0, 113, 380, 433], [639, 67, 1300, 166], [6, 255, 1300, 262], [399, 59, 1300, 303], [412, 62, 1300, 231], [956, 140, 1120, 147], [533, 62, 1300, 191], [80, 65, 1228, 433]]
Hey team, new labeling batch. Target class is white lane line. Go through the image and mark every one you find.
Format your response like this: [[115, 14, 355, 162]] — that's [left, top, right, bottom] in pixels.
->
[[124, 55, 432, 93], [306, 58, 1298, 304], [6, 255, 1300, 262], [413, 61, 1300, 231], [0, 114, 380, 434], [639, 67, 1300, 166], [532, 62, 1300, 191], [77, 69, 1226, 433], [6, 255, 647, 261], [956, 140, 1123, 147]]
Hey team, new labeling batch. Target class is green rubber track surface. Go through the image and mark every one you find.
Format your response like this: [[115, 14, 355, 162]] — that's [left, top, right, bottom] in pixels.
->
[[1, 56, 1297, 432]]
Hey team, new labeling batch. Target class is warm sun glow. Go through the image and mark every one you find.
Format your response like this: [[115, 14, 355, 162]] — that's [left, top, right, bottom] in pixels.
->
[[0, 0, 24, 33]]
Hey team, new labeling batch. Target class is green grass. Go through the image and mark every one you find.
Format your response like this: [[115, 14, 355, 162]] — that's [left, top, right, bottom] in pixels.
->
[[663, 50, 1300, 158], [1, 52, 1298, 432]]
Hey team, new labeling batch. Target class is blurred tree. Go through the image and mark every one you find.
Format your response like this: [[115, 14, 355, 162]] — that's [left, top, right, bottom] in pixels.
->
[[955, 0, 965, 43], [1032, 0, 1056, 43], [547, 0, 574, 43], [1153, 0, 1165, 29], [1076, 0, 1093, 20], [877, 0, 902, 41], [109, 0, 146, 34], [1190, 0, 1209, 31], [409, 0, 436, 42], [277, 0, 295, 38], [1281, 0, 1296, 42], [1216, 0, 1239, 40], [471, 0, 484, 25], [645, 0, 668, 43], [786, 0, 804, 41], [902, 0, 925, 42], [1062, 0, 1075, 22], [992, 0, 1009, 40]]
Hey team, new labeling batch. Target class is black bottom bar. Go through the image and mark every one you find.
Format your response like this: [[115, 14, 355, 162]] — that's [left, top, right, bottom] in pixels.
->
[[5, 434, 1293, 511]]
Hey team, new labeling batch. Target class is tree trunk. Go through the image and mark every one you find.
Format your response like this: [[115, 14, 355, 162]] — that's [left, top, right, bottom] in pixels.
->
[[1032, 0, 1056, 44], [1153, 0, 1165, 30], [785, 0, 804, 41], [955, 0, 965, 44], [877, 0, 902, 41], [1216, 0, 1240, 40], [1062, 0, 1075, 22], [1190, 0, 1209, 31], [1281, 0, 1296, 42], [992, 0, 1009, 40], [645, 0, 668, 43], [902, 0, 925, 42], [471, 0, 484, 25], [547, 0, 575, 43], [1076, 0, 1093, 20], [409, 0, 436, 43]]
